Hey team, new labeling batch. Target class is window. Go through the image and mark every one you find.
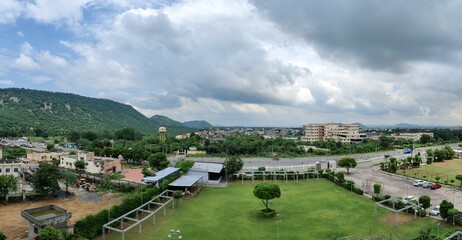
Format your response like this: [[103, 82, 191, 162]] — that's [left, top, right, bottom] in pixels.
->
[[14, 168, 18, 172], [0, 169, 2, 173], [6, 168, 10, 173]]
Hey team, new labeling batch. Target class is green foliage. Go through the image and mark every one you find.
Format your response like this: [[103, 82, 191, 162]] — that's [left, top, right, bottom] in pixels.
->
[[446, 209, 460, 224], [253, 183, 281, 211], [74, 160, 85, 173], [38, 226, 61, 240], [0, 231, 6, 240], [1, 147, 26, 159], [0, 175, 17, 201], [174, 160, 195, 172], [61, 171, 77, 195], [223, 156, 243, 175], [338, 157, 357, 174], [440, 200, 454, 219], [373, 183, 381, 196], [419, 134, 432, 144], [0, 88, 193, 135], [456, 175, 462, 189], [32, 164, 61, 197], [173, 190, 183, 199], [142, 167, 154, 177], [418, 196, 431, 209], [148, 152, 169, 170]]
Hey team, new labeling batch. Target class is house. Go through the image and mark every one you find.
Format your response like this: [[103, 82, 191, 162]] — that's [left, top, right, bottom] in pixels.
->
[[59, 151, 124, 175]]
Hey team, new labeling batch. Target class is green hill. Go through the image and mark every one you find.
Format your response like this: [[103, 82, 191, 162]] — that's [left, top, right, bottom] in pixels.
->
[[183, 120, 213, 129], [150, 115, 187, 128], [0, 88, 193, 136]]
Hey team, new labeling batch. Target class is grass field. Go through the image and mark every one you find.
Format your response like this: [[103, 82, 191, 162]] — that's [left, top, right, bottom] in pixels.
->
[[105, 180, 455, 240], [398, 158, 462, 186]]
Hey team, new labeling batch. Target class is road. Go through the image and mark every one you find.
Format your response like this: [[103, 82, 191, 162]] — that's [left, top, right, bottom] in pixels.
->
[[180, 143, 460, 170]]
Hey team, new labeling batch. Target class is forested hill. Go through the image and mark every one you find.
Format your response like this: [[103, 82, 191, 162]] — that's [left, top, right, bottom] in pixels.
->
[[0, 88, 192, 136]]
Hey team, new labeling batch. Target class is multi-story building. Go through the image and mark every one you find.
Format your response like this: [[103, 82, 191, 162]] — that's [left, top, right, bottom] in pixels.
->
[[390, 132, 434, 141], [26, 151, 62, 162], [302, 123, 365, 144]]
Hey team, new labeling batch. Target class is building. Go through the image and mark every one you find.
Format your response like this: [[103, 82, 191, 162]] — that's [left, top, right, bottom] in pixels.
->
[[142, 167, 180, 186], [302, 123, 365, 143], [21, 205, 71, 238], [59, 151, 124, 175], [390, 132, 434, 141], [186, 162, 224, 184], [26, 151, 62, 162]]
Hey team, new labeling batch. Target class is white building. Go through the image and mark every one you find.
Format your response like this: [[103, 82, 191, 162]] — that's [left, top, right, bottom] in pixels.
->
[[302, 123, 365, 143], [59, 151, 124, 175]]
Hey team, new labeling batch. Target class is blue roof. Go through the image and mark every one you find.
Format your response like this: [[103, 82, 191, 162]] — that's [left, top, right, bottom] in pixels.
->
[[142, 167, 180, 183]]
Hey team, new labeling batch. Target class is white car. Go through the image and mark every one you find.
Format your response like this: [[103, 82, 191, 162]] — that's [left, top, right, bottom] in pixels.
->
[[402, 196, 417, 204], [430, 205, 440, 216], [413, 180, 424, 186], [422, 182, 432, 188]]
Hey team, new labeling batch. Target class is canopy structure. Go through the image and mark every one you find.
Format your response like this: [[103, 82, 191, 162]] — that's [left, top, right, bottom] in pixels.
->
[[169, 175, 203, 187], [142, 167, 180, 184]]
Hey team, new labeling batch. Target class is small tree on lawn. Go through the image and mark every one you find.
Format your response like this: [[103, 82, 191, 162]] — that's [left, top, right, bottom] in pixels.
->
[[435, 176, 441, 183], [338, 157, 357, 174], [253, 183, 281, 216], [456, 175, 462, 189], [419, 196, 431, 209]]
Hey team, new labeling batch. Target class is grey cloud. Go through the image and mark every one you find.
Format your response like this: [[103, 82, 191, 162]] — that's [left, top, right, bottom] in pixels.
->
[[253, 0, 462, 72], [131, 93, 182, 110]]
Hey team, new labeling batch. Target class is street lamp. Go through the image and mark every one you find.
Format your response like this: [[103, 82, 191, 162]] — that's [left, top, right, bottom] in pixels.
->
[[276, 220, 282, 240], [168, 229, 182, 239]]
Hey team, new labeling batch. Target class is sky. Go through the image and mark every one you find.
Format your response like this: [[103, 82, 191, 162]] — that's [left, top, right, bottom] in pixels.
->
[[0, 0, 462, 127]]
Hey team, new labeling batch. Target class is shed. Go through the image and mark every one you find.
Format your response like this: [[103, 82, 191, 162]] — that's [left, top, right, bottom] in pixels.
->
[[186, 162, 223, 184], [142, 167, 180, 186]]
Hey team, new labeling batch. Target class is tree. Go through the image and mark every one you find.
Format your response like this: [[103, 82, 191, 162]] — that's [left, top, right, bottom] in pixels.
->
[[148, 153, 169, 170], [0, 175, 17, 203], [61, 171, 77, 196], [373, 183, 381, 197], [74, 160, 85, 175], [338, 157, 357, 174], [456, 175, 462, 189], [0, 231, 6, 240], [253, 183, 281, 212], [32, 164, 61, 197], [440, 200, 454, 219], [38, 226, 61, 240], [419, 134, 432, 144], [418, 195, 431, 209], [223, 156, 243, 177]]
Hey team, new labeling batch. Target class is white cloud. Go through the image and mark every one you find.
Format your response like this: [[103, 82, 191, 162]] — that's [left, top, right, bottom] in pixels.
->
[[0, 0, 23, 24], [14, 54, 39, 70], [25, 0, 91, 25], [231, 103, 268, 114]]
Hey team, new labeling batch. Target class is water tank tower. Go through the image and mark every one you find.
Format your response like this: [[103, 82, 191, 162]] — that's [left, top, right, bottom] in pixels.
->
[[159, 127, 167, 142]]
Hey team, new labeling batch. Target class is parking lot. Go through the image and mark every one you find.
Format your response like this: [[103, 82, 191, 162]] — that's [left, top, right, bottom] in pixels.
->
[[344, 166, 462, 210]]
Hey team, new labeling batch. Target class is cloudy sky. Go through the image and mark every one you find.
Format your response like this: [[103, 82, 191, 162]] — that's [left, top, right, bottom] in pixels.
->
[[1, 0, 461, 127]]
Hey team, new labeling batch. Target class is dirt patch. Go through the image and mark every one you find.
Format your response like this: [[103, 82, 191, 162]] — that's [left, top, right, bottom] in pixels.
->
[[0, 190, 122, 239], [380, 213, 414, 225]]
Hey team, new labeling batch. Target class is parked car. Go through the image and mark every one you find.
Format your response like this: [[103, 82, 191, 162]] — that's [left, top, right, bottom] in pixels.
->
[[422, 182, 432, 188], [402, 196, 417, 204], [430, 205, 440, 216], [413, 180, 424, 186], [431, 183, 442, 190]]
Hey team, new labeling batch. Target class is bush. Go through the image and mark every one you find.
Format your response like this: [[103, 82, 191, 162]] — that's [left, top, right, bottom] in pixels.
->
[[0, 231, 6, 240], [352, 187, 363, 195], [419, 196, 431, 209], [39, 226, 61, 240], [446, 209, 460, 224], [259, 208, 276, 218]]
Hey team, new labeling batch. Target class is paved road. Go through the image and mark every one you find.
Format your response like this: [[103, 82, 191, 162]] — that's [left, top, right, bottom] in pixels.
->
[[180, 143, 460, 170], [345, 165, 462, 210]]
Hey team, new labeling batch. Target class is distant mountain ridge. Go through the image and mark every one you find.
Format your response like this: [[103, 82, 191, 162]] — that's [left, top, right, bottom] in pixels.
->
[[150, 115, 186, 128], [183, 120, 213, 129], [0, 88, 193, 135]]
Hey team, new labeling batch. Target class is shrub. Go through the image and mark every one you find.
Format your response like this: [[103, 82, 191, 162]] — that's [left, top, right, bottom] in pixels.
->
[[446, 209, 460, 224], [0, 231, 6, 240], [352, 187, 363, 195], [440, 200, 454, 219], [418, 196, 431, 209], [259, 208, 276, 218], [258, 166, 266, 171], [38, 226, 61, 240]]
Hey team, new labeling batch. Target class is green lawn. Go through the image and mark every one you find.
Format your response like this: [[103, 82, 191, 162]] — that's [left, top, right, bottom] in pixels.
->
[[398, 158, 462, 186], [106, 180, 454, 240]]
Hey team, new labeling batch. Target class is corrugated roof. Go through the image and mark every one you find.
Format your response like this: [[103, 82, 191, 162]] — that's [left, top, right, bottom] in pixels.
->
[[142, 167, 180, 183], [190, 162, 223, 173], [169, 175, 203, 187]]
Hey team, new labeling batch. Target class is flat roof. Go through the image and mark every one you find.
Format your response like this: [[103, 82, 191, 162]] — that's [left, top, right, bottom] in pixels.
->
[[169, 175, 203, 187], [142, 167, 180, 183], [190, 162, 223, 173]]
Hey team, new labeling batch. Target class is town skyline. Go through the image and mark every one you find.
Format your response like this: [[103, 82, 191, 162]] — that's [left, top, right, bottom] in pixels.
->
[[1, 0, 462, 127]]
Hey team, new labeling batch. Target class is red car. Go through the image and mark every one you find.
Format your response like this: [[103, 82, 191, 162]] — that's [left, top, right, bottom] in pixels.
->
[[431, 183, 442, 190]]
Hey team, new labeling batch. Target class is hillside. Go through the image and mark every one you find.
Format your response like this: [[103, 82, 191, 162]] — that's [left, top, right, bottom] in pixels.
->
[[183, 120, 213, 129], [150, 115, 186, 128], [0, 88, 192, 136]]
